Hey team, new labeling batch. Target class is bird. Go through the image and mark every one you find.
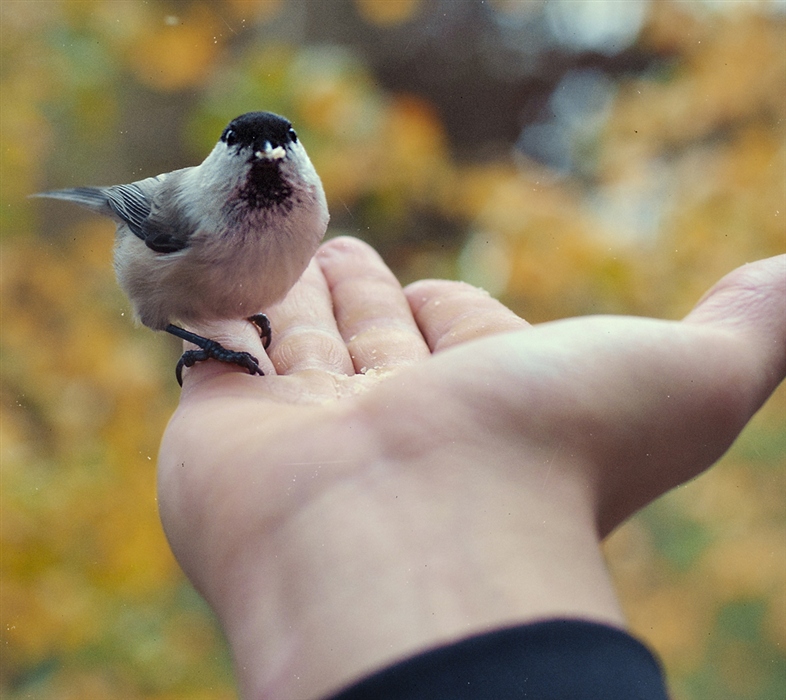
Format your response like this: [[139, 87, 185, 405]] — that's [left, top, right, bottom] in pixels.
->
[[33, 111, 330, 385]]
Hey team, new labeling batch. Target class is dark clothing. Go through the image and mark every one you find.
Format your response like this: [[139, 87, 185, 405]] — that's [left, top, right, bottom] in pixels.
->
[[326, 619, 669, 700]]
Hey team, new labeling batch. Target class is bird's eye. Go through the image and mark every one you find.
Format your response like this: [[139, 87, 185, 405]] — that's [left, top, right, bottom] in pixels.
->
[[224, 128, 237, 146], [288, 128, 298, 143]]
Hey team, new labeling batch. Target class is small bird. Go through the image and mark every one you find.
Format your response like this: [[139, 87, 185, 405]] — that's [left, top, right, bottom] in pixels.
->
[[33, 111, 330, 385]]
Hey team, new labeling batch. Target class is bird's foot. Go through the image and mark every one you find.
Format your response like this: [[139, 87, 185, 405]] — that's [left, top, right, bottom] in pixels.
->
[[175, 344, 264, 387], [165, 324, 265, 386]]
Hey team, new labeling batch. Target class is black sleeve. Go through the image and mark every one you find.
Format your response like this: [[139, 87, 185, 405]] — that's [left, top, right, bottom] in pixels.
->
[[325, 619, 670, 700]]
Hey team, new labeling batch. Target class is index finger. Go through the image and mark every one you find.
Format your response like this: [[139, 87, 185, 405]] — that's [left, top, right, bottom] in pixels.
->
[[317, 237, 431, 372]]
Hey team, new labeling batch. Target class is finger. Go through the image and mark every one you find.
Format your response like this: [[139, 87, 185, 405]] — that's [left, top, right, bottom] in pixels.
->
[[404, 279, 530, 353], [317, 237, 430, 372], [265, 256, 355, 375], [683, 254, 786, 404]]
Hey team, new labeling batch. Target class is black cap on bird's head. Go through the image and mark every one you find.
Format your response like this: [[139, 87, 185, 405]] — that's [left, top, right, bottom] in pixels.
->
[[220, 112, 302, 208], [221, 112, 298, 160]]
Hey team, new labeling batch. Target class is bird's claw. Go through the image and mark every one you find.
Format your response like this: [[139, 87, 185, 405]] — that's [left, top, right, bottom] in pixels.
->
[[248, 313, 272, 349]]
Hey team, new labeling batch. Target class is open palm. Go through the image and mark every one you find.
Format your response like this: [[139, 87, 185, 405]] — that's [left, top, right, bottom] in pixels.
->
[[158, 237, 785, 700]]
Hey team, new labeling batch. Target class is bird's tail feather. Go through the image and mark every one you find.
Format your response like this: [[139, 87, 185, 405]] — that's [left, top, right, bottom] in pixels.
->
[[30, 187, 110, 213]]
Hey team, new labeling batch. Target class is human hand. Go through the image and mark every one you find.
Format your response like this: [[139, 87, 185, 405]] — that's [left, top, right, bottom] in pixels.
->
[[158, 238, 785, 700]]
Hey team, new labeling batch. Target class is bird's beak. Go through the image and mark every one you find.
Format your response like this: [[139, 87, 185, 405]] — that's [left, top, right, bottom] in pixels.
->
[[255, 141, 286, 161]]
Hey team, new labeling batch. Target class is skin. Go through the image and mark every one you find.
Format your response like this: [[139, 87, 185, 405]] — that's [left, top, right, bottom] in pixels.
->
[[158, 237, 786, 700]]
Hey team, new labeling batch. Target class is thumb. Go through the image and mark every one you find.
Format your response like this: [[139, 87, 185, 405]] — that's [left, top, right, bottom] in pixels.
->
[[683, 254, 786, 405]]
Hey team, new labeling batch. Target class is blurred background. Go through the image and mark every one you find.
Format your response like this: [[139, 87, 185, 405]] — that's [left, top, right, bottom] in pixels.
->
[[1, 1, 784, 698]]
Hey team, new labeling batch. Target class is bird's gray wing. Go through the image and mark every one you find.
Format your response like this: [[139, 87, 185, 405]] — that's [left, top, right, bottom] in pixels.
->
[[108, 175, 196, 254], [103, 184, 153, 240], [34, 175, 192, 254]]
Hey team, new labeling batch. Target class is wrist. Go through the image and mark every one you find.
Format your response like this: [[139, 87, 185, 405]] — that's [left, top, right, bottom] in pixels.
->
[[215, 423, 624, 700]]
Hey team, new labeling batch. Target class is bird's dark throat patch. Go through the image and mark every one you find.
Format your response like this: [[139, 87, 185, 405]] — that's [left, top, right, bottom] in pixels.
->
[[240, 161, 294, 210]]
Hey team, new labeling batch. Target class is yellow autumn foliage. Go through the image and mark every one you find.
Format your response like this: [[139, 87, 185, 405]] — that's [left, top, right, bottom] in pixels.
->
[[354, 0, 423, 27], [127, 6, 222, 92]]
